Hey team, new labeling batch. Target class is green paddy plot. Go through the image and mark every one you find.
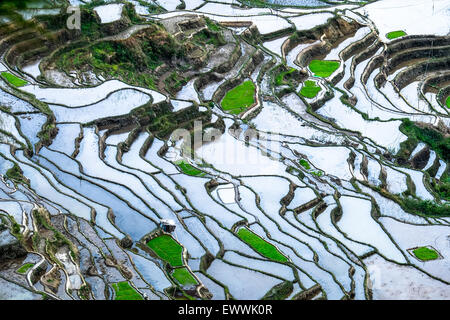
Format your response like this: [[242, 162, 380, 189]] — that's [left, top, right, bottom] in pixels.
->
[[386, 30, 407, 40], [1, 72, 28, 87], [147, 234, 184, 267], [299, 80, 321, 98], [171, 268, 198, 286], [412, 246, 439, 261], [308, 60, 340, 78], [446, 96, 450, 108], [237, 228, 288, 263], [16, 263, 34, 274], [221, 80, 256, 115], [176, 160, 205, 177], [112, 281, 143, 300]]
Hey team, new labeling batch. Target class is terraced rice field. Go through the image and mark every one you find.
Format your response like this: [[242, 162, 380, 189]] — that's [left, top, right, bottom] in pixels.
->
[[299, 80, 321, 98], [1, 72, 28, 87], [308, 60, 340, 78], [412, 247, 439, 261], [112, 282, 144, 300], [147, 235, 184, 267], [221, 80, 256, 114], [386, 30, 407, 40], [0, 0, 449, 302]]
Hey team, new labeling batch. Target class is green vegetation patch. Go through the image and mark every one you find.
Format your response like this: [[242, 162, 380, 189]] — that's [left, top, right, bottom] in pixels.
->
[[299, 80, 321, 98], [221, 80, 256, 115], [237, 228, 288, 263], [446, 96, 450, 108], [412, 246, 439, 261], [311, 170, 323, 177], [6, 163, 29, 186], [1, 72, 28, 87], [299, 159, 311, 170], [262, 281, 293, 300], [171, 268, 198, 286], [176, 160, 205, 177], [275, 67, 296, 86], [400, 119, 450, 163], [147, 234, 184, 267], [386, 30, 407, 40], [17, 263, 34, 274], [403, 198, 450, 216], [112, 281, 143, 300], [308, 60, 340, 78]]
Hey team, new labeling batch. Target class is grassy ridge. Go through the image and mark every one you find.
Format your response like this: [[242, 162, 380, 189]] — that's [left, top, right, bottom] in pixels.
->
[[400, 119, 450, 163], [237, 228, 288, 263]]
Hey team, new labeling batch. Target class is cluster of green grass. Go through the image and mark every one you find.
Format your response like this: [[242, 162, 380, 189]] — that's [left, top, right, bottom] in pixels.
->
[[431, 175, 449, 201], [147, 234, 184, 267], [112, 281, 143, 300], [192, 29, 225, 47], [17, 263, 34, 274], [1, 72, 28, 87], [275, 67, 296, 86], [221, 80, 256, 115], [403, 198, 450, 216], [5, 163, 29, 186], [400, 119, 450, 163], [56, 23, 185, 90], [412, 247, 439, 261], [299, 80, 321, 98], [205, 17, 221, 32], [171, 268, 198, 286], [386, 30, 407, 40], [311, 170, 323, 177], [299, 159, 311, 170], [237, 228, 288, 263], [308, 60, 340, 78], [446, 96, 450, 108], [32, 209, 78, 262], [176, 160, 206, 177]]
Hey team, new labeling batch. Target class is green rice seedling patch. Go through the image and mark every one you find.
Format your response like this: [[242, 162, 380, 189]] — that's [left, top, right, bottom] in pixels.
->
[[386, 30, 407, 40], [221, 80, 256, 115], [299, 159, 311, 170], [176, 160, 205, 177], [237, 227, 288, 263], [147, 234, 184, 267], [299, 80, 321, 98], [112, 281, 143, 300], [171, 268, 198, 286], [308, 60, 340, 78], [412, 246, 439, 261], [17, 263, 34, 274], [1, 72, 28, 87]]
